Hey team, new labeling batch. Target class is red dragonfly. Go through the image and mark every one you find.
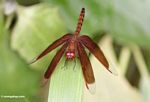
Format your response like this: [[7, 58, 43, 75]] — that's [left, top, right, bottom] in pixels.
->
[[31, 8, 116, 93]]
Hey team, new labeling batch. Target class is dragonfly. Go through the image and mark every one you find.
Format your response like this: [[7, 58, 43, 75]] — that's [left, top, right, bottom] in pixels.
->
[[31, 8, 116, 93]]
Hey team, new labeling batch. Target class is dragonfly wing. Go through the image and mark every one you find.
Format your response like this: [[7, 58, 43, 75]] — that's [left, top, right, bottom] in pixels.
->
[[30, 33, 72, 64], [44, 43, 68, 79], [79, 35, 112, 73], [77, 41, 96, 94]]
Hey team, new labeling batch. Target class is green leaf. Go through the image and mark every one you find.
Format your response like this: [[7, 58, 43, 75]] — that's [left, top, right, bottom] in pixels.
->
[[0, 7, 39, 102], [48, 60, 83, 102], [44, 0, 150, 48], [11, 4, 67, 71], [11, 3, 83, 102]]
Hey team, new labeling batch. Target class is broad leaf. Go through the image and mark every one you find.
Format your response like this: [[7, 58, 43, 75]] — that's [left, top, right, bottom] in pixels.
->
[[11, 3, 83, 102], [0, 7, 39, 102]]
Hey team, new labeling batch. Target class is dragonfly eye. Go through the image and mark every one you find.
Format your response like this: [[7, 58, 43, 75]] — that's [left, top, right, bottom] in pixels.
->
[[66, 51, 75, 59]]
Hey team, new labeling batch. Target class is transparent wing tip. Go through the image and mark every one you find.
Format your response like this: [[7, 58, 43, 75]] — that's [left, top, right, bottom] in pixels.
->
[[88, 83, 96, 94]]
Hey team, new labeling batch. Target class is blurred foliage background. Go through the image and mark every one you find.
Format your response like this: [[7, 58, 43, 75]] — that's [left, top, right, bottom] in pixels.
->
[[0, 0, 150, 102]]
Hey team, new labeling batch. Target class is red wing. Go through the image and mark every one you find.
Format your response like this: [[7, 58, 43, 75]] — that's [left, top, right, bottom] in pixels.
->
[[30, 33, 72, 64], [77, 42, 95, 93], [44, 43, 68, 79], [79, 35, 111, 73]]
